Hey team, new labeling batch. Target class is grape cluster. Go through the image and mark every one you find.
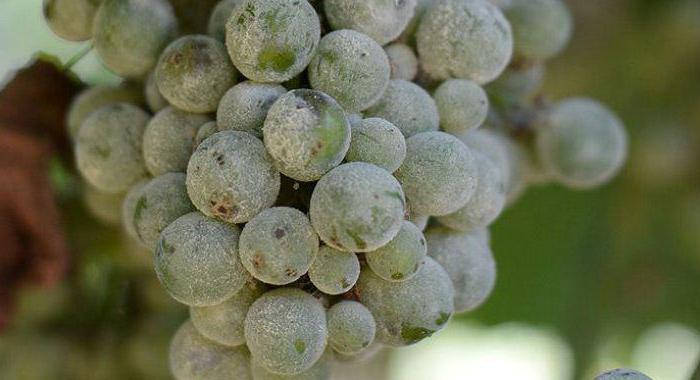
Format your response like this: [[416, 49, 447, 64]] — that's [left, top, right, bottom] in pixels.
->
[[47, 0, 629, 378]]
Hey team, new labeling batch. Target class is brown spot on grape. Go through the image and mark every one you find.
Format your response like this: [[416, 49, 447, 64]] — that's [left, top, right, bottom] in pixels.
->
[[274, 228, 286, 239], [252, 252, 265, 269]]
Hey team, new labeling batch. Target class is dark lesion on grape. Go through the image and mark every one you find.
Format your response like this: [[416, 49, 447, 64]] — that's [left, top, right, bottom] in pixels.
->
[[285, 268, 298, 278], [209, 198, 238, 220], [252, 252, 265, 269], [294, 339, 306, 354], [274, 227, 286, 239], [435, 312, 451, 326]]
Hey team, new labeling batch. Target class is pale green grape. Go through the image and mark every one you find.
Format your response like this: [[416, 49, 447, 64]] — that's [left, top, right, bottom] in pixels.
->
[[327, 301, 376, 355], [345, 118, 406, 173], [43, 0, 98, 41], [217, 81, 286, 137], [365, 221, 427, 282], [308, 246, 360, 295], [324, 0, 417, 45], [502, 0, 572, 61], [364, 79, 439, 138], [434, 79, 489, 134]]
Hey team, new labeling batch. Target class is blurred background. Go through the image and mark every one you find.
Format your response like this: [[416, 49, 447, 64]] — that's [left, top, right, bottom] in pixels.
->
[[1, 0, 699, 379]]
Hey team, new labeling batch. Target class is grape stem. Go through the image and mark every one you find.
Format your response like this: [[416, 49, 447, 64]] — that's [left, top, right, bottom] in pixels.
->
[[63, 43, 93, 72]]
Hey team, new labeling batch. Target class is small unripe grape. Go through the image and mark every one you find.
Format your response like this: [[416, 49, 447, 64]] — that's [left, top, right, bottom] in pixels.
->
[[194, 121, 218, 147], [308, 29, 390, 113], [263, 89, 351, 182], [425, 226, 496, 313], [239, 207, 319, 285], [155, 212, 247, 306], [250, 349, 333, 380], [156, 35, 238, 113], [364, 79, 439, 138], [357, 257, 454, 346], [75, 103, 149, 194], [83, 185, 123, 225], [170, 321, 252, 380], [434, 79, 489, 134], [67, 85, 144, 140], [43, 0, 98, 41], [208, 0, 242, 41], [190, 278, 265, 347], [417, 0, 513, 84], [384, 43, 418, 81], [503, 0, 572, 61], [536, 98, 628, 189], [217, 81, 286, 138], [366, 221, 427, 282], [486, 64, 545, 104], [93, 0, 178, 78], [143, 107, 211, 176], [395, 131, 477, 216], [310, 162, 405, 252], [324, 0, 417, 46], [244, 288, 327, 375], [594, 369, 652, 380], [144, 71, 168, 113], [346, 118, 406, 173], [327, 301, 376, 355], [436, 151, 506, 232], [226, 0, 321, 83], [308, 246, 360, 295], [187, 131, 280, 224], [122, 180, 149, 241]]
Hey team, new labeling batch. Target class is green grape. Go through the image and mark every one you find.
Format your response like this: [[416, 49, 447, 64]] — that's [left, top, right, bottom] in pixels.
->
[[124, 173, 195, 250], [155, 212, 247, 306], [250, 349, 333, 380], [262, 89, 351, 182], [308, 29, 390, 113], [346, 118, 406, 173], [395, 131, 477, 216], [425, 226, 496, 313], [67, 85, 144, 140], [366, 221, 427, 282], [356, 257, 454, 346], [190, 278, 265, 347], [93, 0, 178, 78], [195, 121, 218, 147], [121, 180, 149, 241], [187, 131, 280, 224], [144, 71, 168, 113], [324, 0, 417, 46], [436, 151, 506, 231], [385, 43, 418, 81], [502, 0, 572, 61], [239, 207, 319, 285], [594, 369, 652, 380], [434, 79, 489, 134], [43, 0, 98, 41], [417, 0, 513, 84], [486, 64, 545, 104], [309, 162, 405, 252], [308, 246, 360, 295], [143, 107, 211, 176], [75, 103, 149, 193], [83, 184, 123, 225], [208, 0, 243, 41], [225, 0, 321, 83], [244, 288, 327, 375], [327, 301, 376, 355], [536, 98, 628, 189], [364, 79, 439, 138], [217, 81, 286, 137], [170, 321, 252, 380], [156, 35, 238, 113]]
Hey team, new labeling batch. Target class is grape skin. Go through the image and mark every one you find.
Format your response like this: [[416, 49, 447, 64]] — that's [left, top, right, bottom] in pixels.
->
[[502, 0, 572, 61], [67, 85, 144, 140], [364, 79, 439, 138], [43, 0, 98, 41], [324, 0, 418, 46], [327, 301, 376, 355], [121, 180, 150, 242], [194, 121, 219, 147], [208, 0, 242, 42], [486, 64, 545, 104], [308, 246, 361, 295], [594, 369, 652, 380], [345, 118, 407, 173], [365, 220, 427, 282], [433, 79, 489, 134], [217, 81, 286, 138], [384, 43, 418, 81]]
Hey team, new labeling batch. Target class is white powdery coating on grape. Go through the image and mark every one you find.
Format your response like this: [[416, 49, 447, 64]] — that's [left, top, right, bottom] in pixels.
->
[[190, 278, 265, 347], [308, 29, 390, 113], [436, 151, 506, 231], [310, 162, 406, 253], [324, 0, 417, 46], [67, 85, 143, 139], [187, 131, 280, 224], [384, 43, 418, 81], [226, 0, 320, 83], [155, 212, 247, 306], [217, 81, 286, 138], [308, 246, 360, 295], [43, 0, 98, 41], [208, 0, 242, 41], [536, 98, 628, 189], [364, 79, 439, 138], [127, 173, 195, 250], [346, 118, 407, 173], [93, 0, 177, 78], [594, 369, 652, 380], [239, 207, 319, 285], [75, 103, 149, 194], [263, 89, 351, 182], [503, 0, 572, 61], [122, 180, 149, 241], [250, 349, 334, 380], [145, 71, 168, 113], [434, 79, 489, 134], [485, 63, 545, 102], [394, 131, 477, 216], [327, 301, 376, 355], [417, 0, 513, 84], [244, 288, 327, 375], [195, 121, 219, 147], [425, 226, 496, 313], [156, 35, 238, 113], [365, 221, 427, 282], [83, 185, 123, 225], [169, 321, 252, 380], [143, 107, 211, 176], [357, 257, 454, 347]]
